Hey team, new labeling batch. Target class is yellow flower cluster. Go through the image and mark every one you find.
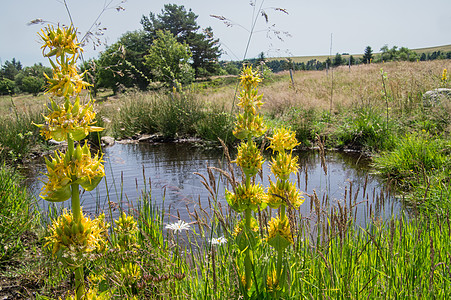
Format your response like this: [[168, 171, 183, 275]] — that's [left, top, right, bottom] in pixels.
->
[[234, 140, 264, 177], [233, 113, 267, 140], [266, 179, 304, 209], [268, 127, 300, 153], [41, 142, 105, 202], [39, 25, 82, 59], [442, 68, 448, 84], [237, 85, 264, 115], [36, 96, 103, 142], [44, 62, 91, 98], [62, 287, 112, 300], [270, 151, 299, 181], [114, 212, 140, 252], [45, 209, 108, 268], [226, 182, 267, 213], [232, 217, 259, 237], [266, 216, 293, 248], [266, 269, 280, 293], [120, 262, 142, 287], [267, 127, 303, 209], [39, 25, 90, 98], [239, 65, 262, 90]]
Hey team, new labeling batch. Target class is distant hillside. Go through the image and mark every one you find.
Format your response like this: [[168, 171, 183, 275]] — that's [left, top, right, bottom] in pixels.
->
[[269, 44, 451, 63], [411, 44, 451, 54]]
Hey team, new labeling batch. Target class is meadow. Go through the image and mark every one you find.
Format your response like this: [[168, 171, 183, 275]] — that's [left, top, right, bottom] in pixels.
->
[[1, 58, 450, 299]]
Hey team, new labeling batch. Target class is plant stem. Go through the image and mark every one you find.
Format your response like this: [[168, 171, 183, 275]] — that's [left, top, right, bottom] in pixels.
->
[[74, 266, 85, 299], [67, 137, 74, 159], [68, 135, 84, 299], [244, 207, 252, 290], [276, 204, 287, 285]]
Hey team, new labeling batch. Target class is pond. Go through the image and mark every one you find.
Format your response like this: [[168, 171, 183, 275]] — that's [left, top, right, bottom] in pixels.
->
[[27, 142, 402, 226]]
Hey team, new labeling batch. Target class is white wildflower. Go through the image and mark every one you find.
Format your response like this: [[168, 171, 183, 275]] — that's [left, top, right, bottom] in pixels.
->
[[211, 236, 227, 245], [165, 220, 191, 233]]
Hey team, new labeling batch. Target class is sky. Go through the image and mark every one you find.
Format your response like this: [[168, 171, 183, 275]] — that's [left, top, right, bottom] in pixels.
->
[[1, 0, 451, 67]]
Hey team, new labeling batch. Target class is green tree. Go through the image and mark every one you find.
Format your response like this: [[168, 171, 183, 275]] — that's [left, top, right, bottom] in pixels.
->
[[97, 30, 151, 93], [144, 30, 194, 86], [325, 57, 332, 68], [223, 62, 240, 75], [362, 46, 373, 64], [380, 44, 391, 62], [189, 27, 221, 77], [141, 4, 221, 77], [333, 53, 344, 67], [0, 58, 22, 80], [21, 76, 45, 96], [14, 63, 51, 95]]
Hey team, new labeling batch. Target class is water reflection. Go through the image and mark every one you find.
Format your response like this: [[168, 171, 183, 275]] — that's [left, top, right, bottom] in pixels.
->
[[29, 143, 401, 226]]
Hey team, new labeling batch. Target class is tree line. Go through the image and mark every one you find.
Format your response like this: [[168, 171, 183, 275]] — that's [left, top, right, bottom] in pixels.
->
[[0, 59, 52, 95]]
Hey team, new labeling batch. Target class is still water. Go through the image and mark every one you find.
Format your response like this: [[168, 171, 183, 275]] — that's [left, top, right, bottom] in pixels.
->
[[28, 142, 401, 225]]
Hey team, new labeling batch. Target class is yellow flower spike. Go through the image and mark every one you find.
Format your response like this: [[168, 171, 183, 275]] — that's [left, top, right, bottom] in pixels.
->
[[268, 127, 300, 153], [114, 212, 140, 252], [266, 216, 293, 250], [233, 66, 267, 140], [120, 262, 142, 286], [270, 151, 299, 181]]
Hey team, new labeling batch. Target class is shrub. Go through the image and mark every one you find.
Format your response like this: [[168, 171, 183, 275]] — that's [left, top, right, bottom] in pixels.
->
[[21, 76, 45, 96], [0, 78, 15, 95]]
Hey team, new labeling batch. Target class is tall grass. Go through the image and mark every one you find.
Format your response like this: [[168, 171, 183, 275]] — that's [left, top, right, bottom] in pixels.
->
[[335, 107, 397, 151], [0, 165, 36, 265], [373, 131, 448, 180], [0, 108, 44, 163], [109, 88, 237, 143], [110, 89, 202, 139]]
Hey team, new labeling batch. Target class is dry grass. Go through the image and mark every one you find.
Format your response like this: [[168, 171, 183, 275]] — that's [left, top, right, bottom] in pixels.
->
[[3, 60, 450, 125], [258, 60, 451, 116]]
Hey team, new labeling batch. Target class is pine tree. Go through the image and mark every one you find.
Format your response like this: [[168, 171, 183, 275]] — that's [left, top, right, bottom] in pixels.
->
[[362, 46, 373, 64]]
